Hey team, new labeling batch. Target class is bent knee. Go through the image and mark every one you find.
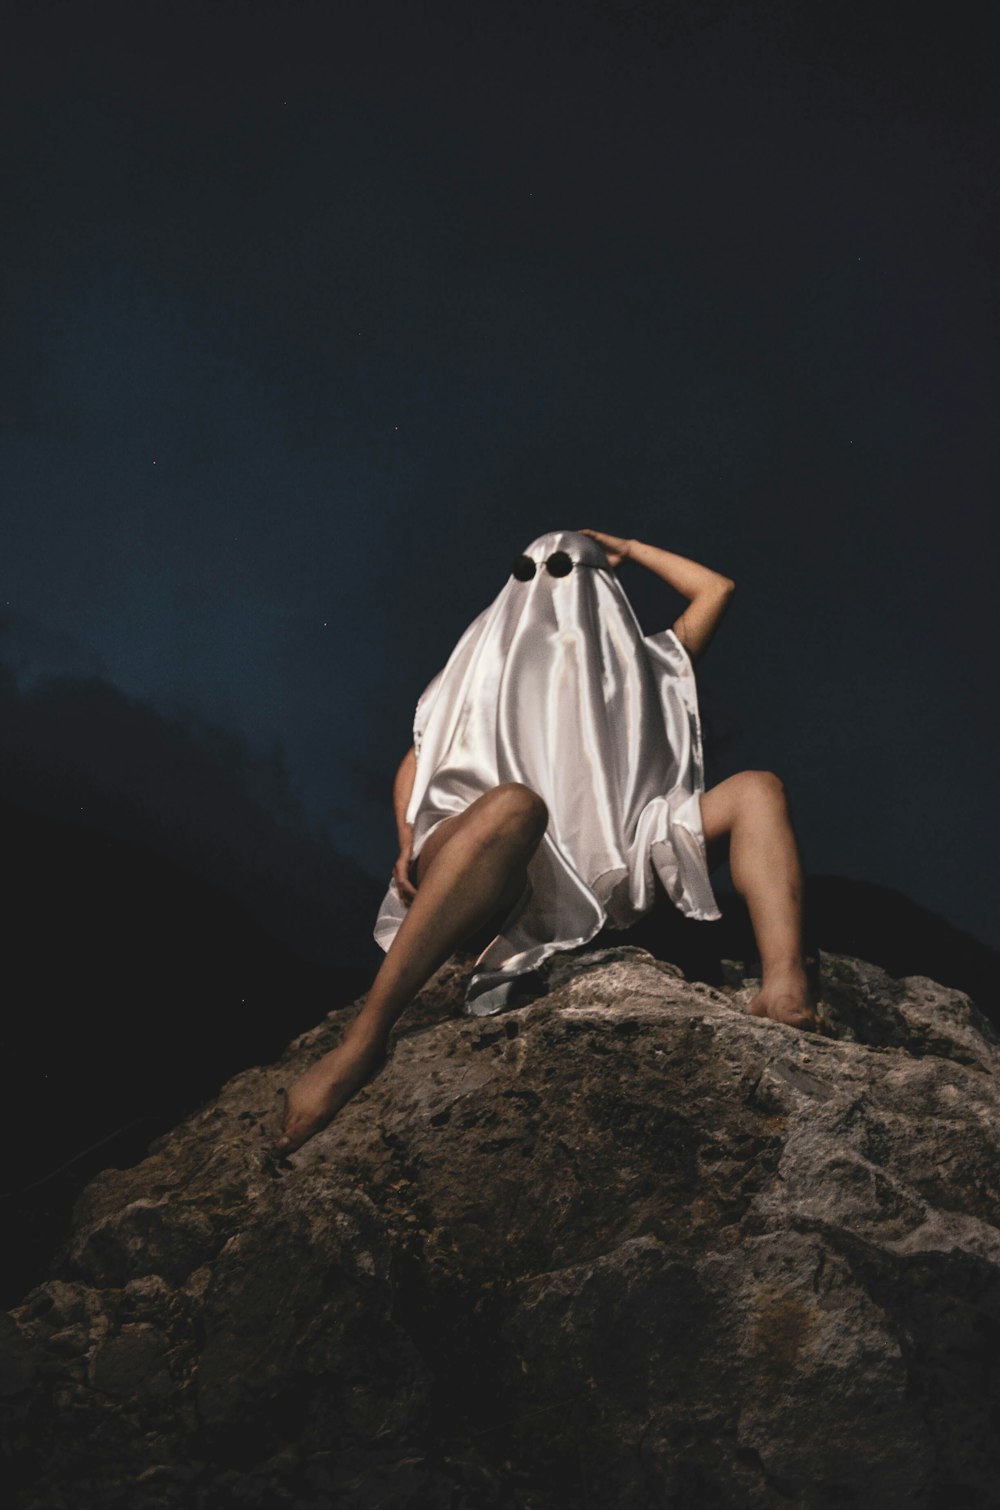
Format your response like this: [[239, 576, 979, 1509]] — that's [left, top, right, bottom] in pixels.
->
[[739, 769, 787, 803], [488, 782, 549, 835]]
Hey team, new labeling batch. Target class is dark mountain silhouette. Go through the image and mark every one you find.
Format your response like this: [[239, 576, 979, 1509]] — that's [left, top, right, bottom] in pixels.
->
[[0, 645, 385, 970]]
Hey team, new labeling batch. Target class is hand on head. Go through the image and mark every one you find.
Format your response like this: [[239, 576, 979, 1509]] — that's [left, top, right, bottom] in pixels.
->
[[577, 529, 631, 569]]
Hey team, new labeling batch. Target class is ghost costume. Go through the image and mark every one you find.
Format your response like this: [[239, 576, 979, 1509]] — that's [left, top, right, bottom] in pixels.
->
[[373, 529, 722, 1015]]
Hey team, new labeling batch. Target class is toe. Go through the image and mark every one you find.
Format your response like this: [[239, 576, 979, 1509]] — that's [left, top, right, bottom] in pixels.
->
[[275, 1132, 295, 1156]]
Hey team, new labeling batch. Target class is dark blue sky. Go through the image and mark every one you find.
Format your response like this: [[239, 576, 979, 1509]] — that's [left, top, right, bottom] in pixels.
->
[[3, 0, 996, 948]]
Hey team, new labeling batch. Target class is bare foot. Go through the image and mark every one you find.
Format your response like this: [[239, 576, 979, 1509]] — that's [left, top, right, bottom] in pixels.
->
[[276, 1032, 387, 1155], [747, 967, 821, 1032]]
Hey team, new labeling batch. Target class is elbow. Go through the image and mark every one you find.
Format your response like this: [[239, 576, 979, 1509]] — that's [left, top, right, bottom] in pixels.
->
[[715, 576, 736, 595]]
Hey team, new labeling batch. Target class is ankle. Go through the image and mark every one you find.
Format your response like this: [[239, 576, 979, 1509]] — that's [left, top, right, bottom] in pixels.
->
[[340, 1017, 388, 1055], [761, 960, 808, 986]]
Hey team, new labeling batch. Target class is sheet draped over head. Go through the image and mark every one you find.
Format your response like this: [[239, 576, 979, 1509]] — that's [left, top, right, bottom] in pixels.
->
[[373, 528, 721, 1015]]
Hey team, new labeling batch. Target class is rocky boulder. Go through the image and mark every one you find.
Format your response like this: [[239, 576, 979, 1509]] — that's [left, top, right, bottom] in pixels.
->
[[4, 946, 1000, 1508]]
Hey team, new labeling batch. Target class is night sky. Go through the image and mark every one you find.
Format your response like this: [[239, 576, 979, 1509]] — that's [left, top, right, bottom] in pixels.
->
[[3, 0, 997, 952]]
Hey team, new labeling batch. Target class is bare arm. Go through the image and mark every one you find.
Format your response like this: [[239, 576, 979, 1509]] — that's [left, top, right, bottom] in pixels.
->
[[624, 538, 734, 600], [393, 746, 417, 845], [626, 538, 735, 665], [392, 747, 418, 903], [578, 529, 735, 665]]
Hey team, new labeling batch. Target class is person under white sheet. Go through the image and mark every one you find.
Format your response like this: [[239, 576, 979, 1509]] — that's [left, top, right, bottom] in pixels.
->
[[277, 527, 819, 1155], [375, 526, 721, 1015]]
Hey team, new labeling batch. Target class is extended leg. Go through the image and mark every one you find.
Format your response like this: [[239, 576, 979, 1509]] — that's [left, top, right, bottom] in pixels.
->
[[277, 783, 548, 1152], [700, 770, 818, 1031]]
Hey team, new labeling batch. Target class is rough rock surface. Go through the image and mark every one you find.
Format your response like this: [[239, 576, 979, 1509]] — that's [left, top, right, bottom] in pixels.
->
[[4, 945, 1000, 1508]]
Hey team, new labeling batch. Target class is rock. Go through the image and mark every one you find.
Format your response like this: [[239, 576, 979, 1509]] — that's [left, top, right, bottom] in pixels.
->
[[3, 945, 1000, 1508]]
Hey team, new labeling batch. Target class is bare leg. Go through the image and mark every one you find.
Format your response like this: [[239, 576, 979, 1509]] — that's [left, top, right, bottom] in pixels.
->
[[700, 770, 819, 1031], [277, 784, 548, 1152]]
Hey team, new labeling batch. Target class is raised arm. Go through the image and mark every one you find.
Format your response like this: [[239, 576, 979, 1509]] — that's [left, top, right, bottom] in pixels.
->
[[579, 529, 735, 665], [626, 538, 734, 664]]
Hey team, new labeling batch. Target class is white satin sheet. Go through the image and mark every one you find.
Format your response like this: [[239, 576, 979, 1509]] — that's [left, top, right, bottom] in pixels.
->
[[373, 529, 721, 1014]]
